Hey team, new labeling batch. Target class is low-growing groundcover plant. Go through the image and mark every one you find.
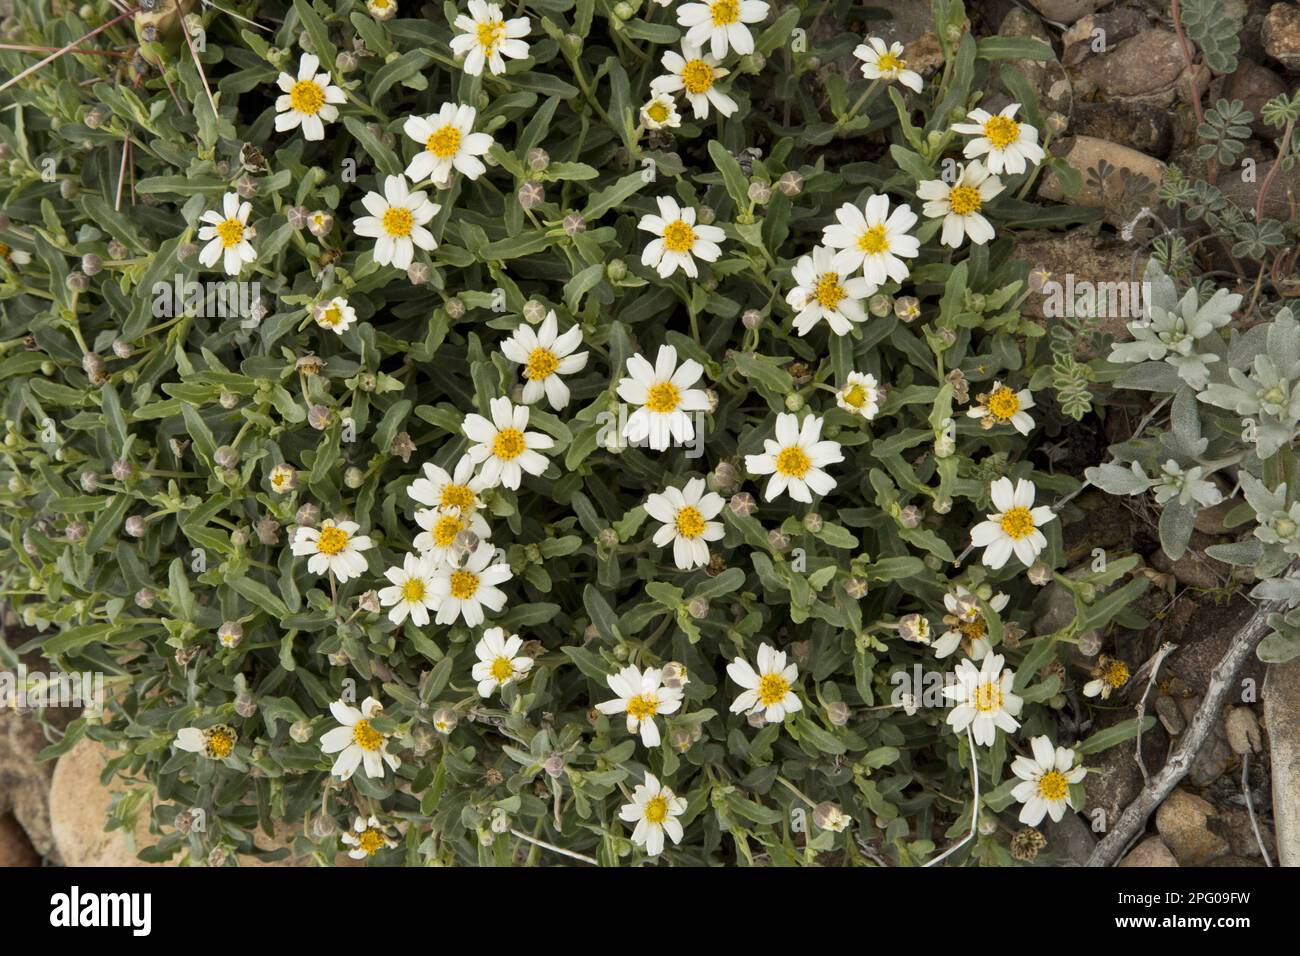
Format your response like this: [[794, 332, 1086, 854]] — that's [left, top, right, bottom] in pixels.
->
[[0, 0, 1170, 866]]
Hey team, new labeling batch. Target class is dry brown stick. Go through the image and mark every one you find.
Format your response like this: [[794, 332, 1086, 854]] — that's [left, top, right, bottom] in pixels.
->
[[1087, 579, 1290, 866]]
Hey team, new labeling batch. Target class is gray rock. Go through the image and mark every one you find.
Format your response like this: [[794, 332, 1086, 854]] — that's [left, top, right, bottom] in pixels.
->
[[1225, 706, 1262, 755], [1041, 810, 1097, 865], [1262, 2, 1300, 69], [1037, 135, 1166, 228], [1062, 8, 1146, 67], [1217, 159, 1300, 223], [1076, 29, 1209, 106], [1150, 534, 1232, 590], [1026, 0, 1114, 24], [1263, 656, 1300, 866], [1155, 694, 1186, 735], [1165, 596, 1268, 697], [1118, 835, 1179, 866], [1221, 59, 1289, 138], [1071, 101, 1174, 158], [1155, 789, 1230, 865], [1083, 713, 1169, 831], [0, 812, 40, 867]]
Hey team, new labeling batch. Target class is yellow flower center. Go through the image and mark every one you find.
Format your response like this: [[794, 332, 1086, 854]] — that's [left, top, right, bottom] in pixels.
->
[[948, 184, 982, 216], [627, 693, 659, 721], [490, 656, 515, 682], [959, 617, 988, 641], [206, 727, 236, 759], [999, 506, 1035, 540], [449, 569, 479, 600], [432, 513, 465, 548], [319, 305, 342, 327], [644, 794, 669, 824], [877, 51, 905, 73], [681, 59, 715, 94], [674, 505, 706, 539], [646, 101, 670, 124], [757, 672, 790, 707], [645, 381, 681, 414], [813, 272, 847, 310], [316, 526, 350, 556], [974, 680, 1003, 713], [1103, 659, 1130, 688], [986, 386, 1020, 421], [441, 483, 476, 511], [710, 0, 739, 25], [525, 347, 559, 381], [401, 577, 427, 602], [841, 384, 870, 409], [475, 18, 506, 52], [775, 445, 810, 478], [352, 719, 384, 751], [289, 79, 325, 115], [381, 206, 414, 238], [216, 218, 245, 248], [856, 224, 889, 255], [661, 218, 696, 253], [491, 427, 526, 461], [1037, 769, 1068, 801], [357, 829, 386, 855], [426, 124, 462, 159], [982, 115, 1021, 150]]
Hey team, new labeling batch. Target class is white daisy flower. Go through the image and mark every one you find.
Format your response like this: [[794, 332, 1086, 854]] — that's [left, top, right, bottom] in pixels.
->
[[640, 92, 682, 130], [291, 518, 373, 582], [407, 454, 487, 514], [619, 772, 686, 857], [313, 296, 357, 335], [377, 552, 441, 626], [638, 195, 726, 279], [787, 245, 876, 336], [0, 242, 32, 268], [402, 104, 495, 188], [650, 45, 736, 120], [744, 413, 843, 503], [365, 0, 397, 20], [197, 192, 256, 277], [932, 586, 1009, 659], [471, 626, 533, 698], [968, 381, 1036, 435], [499, 310, 588, 410], [175, 724, 237, 760], [462, 395, 555, 490], [428, 540, 512, 626], [970, 477, 1056, 569], [412, 506, 491, 564], [951, 103, 1045, 176], [320, 696, 401, 781], [917, 160, 1003, 248], [353, 174, 440, 270], [942, 653, 1023, 747], [1011, 735, 1086, 826], [853, 37, 923, 92], [1083, 656, 1130, 700], [450, 0, 530, 77], [341, 815, 397, 859], [835, 371, 882, 419], [595, 665, 683, 747], [645, 476, 725, 570], [616, 344, 710, 451], [273, 52, 345, 141], [822, 195, 919, 286], [727, 642, 802, 722], [676, 0, 769, 59]]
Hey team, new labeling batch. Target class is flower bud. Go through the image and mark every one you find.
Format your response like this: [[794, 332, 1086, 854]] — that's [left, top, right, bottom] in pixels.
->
[[813, 802, 851, 832], [433, 707, 458, 734], [802, 512, 823, 534], [729, 492, 757, 517], [742, 308, 762, 329], [868, 294, 892, 317], [124, 515, 146, 538], [898, 505, 922, 528], [605, 259, 627, 282], [687, 596, 709, 619], [517, 181, 545, 209], [826, 701, 851, 726], [218, 621, 243, 649], [136, 587, 156, 609], [747, 180, 771, 204], [777, 170, 803, 196], [296, 503, 319, 526], [307, 404, 332, 430], [290, 720, 313, 744], [526, 147, 549, 172], [523, 299, 547, 324]]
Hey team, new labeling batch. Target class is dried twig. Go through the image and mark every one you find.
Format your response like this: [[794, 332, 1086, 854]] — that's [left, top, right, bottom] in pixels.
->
[[1132, 641, 1177, 787], [1087, 567, 1296, 866], [1241, 752, 1272, 867], [924, 727, 980, 867], [508, 827, 598, 866]]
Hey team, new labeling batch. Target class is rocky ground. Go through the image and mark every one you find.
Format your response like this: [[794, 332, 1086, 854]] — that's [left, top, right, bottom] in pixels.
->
[[3, 0, 1299, 866]]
